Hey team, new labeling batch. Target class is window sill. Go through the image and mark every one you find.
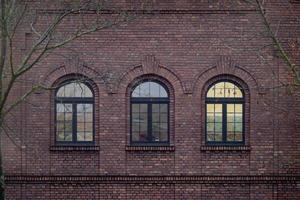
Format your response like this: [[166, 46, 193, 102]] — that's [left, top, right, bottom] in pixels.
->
[[125, 146, 175, 151], [50, 146, 100, 151], [200, 145, 251, 151]]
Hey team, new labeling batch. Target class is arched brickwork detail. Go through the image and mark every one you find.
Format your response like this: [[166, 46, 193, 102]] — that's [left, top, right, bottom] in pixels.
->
[[42, 57, 108, 93], [115, 55, 185, 95], [192, 56, 259, 97]]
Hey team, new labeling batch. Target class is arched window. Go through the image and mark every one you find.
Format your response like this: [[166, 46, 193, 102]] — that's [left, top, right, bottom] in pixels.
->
[[130, 80, 169, 145], [55, 81, 94, 144], [206, 80, 244, 145]]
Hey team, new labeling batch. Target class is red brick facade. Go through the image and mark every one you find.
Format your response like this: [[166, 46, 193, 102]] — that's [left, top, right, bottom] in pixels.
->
[[4, 0, 300, 199]]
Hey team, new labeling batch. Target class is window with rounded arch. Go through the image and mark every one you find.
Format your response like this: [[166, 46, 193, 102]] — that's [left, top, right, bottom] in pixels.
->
[[205, 79, 246, 145], [130, 80, 170, 145], [55, 80, 95, 145]]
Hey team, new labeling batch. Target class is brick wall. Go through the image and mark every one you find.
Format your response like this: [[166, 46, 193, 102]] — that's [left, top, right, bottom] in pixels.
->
[[4, 0, 300, 199]]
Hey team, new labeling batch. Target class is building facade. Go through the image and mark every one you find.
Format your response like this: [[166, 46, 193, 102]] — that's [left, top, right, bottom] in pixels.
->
[[5, 0, 300, 199]]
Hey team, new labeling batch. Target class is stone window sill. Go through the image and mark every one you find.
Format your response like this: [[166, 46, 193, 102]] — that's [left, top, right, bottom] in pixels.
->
[[200, 145, 251, 151], [125, 146, 175, 151], [50, 146, 100, 151]]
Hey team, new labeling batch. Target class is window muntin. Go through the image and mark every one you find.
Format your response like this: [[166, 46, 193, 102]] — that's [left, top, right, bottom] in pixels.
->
[[206, 81, 244, 145], [55, 81, 94, 144], [130, 81, 169, 145]]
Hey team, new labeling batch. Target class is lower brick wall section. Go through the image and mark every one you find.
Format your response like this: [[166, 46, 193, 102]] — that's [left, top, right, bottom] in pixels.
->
[[6, 183, 299, 200]]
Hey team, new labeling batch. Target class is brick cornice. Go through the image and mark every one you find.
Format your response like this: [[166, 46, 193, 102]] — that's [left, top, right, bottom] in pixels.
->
[[6, 175, 299, 184], [36, 9, 258, 15]]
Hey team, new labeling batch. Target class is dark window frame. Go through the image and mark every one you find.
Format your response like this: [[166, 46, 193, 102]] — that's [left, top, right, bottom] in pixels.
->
[[55, 80, 95, 145], [205, 79, 245, 146], [130, 80, 170, 146]]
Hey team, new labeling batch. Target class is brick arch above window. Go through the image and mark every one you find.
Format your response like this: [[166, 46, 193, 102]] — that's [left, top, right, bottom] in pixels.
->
[[42, 61, 107, 94], [115, 55, 186, 95], [192, 55, 260, 97]]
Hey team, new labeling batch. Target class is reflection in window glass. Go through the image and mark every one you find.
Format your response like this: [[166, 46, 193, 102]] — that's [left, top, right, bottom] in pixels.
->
[[55, 81, 94, 144], [132, 81, 168, 98], [131, 81, 169, 144], [206, 81, 244, 144]]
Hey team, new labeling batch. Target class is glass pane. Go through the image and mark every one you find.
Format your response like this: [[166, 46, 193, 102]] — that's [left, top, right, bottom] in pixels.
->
[[64, 83, 75, 97], [132, 113, 139, 123], [56, 113, 64, 121], [235, 123, 243, 132], [215, 133, 222, 141], [74, 83, 85, 97], [227, 132, 235, 141], [206, 123, 214, 132], [215, 123, 222, 132], [139, 113, 147, 123], [207, 104, 214, 112], [207, 86, 215, 97], [206, 81, 243, 98], [139, 82, 150, 97], [227, 123, 234, 132], [215, 104, 222, 112], [214, 82, 225, 98], [140, 121, 148, 133], [85, 122, 93, 132], [56, 132, 65, 141], [132, 104, 139, 113], [85, 112, 93, 122], [132, 123, 139, 133], [65, 113, 72, 121], [152, 104, 159, 113], [207, 133, 214, 141], [150, 82, 160, 97], [207, 113, 214, 123], [235, 113, 243, 123], [235, 104, 243, 113], [56, 123, 64, 132], [234, 86, 243, 98], [153, 104, 167, 113], [235, 132, 243, 141], [131, 81, 168, 98], [160, 130, 168, 142], [77, 122, 85, 132], [65, 121, 72, 132], [85, 132, 93, 141], [225, 82, 235, 98], [77, 132, 85, 141], [152, 124, 160, 142], [227, 104, 235, 113], [160, 113, 168, 123], [132, 85, 140, 97], [64, 132, 73, 141], [132, 131, 139, 141], [215, 113, 222, 122], [152, 113, 159, 123], [159, 86, 168, 97], [227, 113, 234, 122], [140, 104, 148, 113], [57, 82, 92, 98]]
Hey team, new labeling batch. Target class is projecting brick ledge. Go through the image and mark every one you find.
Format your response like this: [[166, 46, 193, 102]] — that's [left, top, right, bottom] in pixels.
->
[[200, 146, 251, 151], [6, 175, 299, 184], [125, 146, 175, 151], [49, 146, 100, 151]]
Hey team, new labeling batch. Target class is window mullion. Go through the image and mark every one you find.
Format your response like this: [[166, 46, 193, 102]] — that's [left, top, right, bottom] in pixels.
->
[[148, 103, 152, 142], [73, 103, 77, 143], [223, 103, 227, 142]]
